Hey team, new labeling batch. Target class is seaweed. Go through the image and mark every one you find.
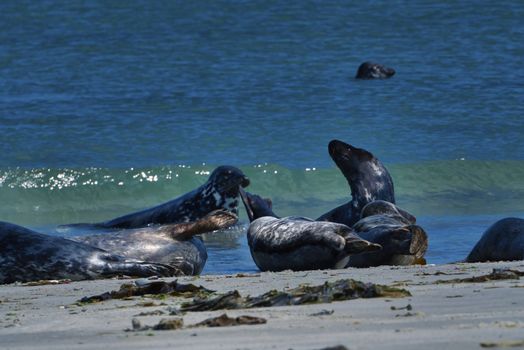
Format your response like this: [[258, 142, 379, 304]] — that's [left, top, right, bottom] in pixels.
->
[[435, 268, 524, 284], [180, 279, 411, 312], [80, 280, 214, 303]]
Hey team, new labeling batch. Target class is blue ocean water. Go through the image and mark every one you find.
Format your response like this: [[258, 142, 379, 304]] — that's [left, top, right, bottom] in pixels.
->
[[1, 1, 523, 274]]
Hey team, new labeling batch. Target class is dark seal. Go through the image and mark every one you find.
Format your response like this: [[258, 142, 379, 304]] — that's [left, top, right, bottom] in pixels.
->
[[355, 62, 395, 79], [0, 221, 178, 284], [240, 189, 381, 272], [74, 210, 238, 275], [61, 165, 249, 230], [466, 217, 524, 262], [347, 200, 428, 267], [317, 139, 395, 227]]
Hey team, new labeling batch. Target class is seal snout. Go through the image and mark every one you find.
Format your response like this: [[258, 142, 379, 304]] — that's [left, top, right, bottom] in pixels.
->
[[328, 139, 352, 159]]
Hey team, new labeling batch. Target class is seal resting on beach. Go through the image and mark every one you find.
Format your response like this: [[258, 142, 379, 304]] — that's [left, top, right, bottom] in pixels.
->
[[0, 221, 178, 284], [348, 200, 428, 267], [317, 139, 395, 227], [355, 62, 395, 79], [465, 217, 524, 262], [74, 210, 238, 275], [61, 165, 249, 229], [240, 189, 381, 272]]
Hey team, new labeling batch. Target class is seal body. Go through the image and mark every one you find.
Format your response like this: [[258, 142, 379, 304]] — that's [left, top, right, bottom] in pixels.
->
[[348, 201, 428, 267], [0, 221, 177, 284], [355, 62, 395, 79], [240, 190, 381, 272], [317, 140, 395, 227], [466, 217, 524, 262], [74, 210, 238, 275], [61, 165, 249, 229]]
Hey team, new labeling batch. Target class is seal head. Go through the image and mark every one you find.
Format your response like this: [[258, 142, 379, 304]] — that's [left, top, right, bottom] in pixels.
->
[[355, 62, 395, 79], [317, 140, 395, 227]]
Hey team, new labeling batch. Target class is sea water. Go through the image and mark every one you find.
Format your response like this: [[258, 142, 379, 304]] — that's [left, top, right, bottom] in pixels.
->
[[1, 1, 523, 274]]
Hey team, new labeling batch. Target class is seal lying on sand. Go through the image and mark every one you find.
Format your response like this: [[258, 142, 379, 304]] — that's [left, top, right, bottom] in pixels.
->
[[317, 139, 395, 227], [355, 62, 396, 79], [0, 221, 178, 284], [61, 165, 249, 229], [348, 200, 428, 267], [240, 189, 381, 272], [466, 217, 524, 262], [74, 210, 238, 275]]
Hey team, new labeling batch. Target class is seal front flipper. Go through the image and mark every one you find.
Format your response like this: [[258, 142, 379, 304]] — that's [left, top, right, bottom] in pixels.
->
[[167, 210, 238, 241]]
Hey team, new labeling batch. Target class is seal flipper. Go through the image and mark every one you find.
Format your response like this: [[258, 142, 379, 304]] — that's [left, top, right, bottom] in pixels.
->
[[166, 210, 238, 241]]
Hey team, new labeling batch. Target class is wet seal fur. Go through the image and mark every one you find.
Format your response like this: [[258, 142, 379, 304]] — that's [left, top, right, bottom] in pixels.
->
[[317, 139, 395, 227], [240, 189, 381, 272], [466, 217, 524, 262], [355, 62, 395, 79], [0, 221, 178, 284], [61, 165, 249, 230], [74, 210, 238, 275], [348, 200, 428, 267]]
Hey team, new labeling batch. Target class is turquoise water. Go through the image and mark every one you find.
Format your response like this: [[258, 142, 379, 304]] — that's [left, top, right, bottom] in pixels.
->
[[1, 1, 524, 273]]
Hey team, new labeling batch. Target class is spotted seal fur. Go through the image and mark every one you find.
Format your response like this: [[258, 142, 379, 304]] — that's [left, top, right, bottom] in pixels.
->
[[0, 221, 178, 284], [240, 189, 381, 272], [61, 165, 249, 230], [74, 210, 238, 275], [317, 139, 395, 227], [466, 217, 524, 262]]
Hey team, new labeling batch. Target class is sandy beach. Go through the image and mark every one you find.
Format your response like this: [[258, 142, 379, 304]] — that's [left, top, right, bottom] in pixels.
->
[[1, 261, 523, 350]]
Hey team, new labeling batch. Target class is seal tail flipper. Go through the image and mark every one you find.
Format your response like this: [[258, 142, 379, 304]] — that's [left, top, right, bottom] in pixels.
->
[[344, 235, 382, 254], [168, 210, 238, 241], [407, 225, 428, 258]]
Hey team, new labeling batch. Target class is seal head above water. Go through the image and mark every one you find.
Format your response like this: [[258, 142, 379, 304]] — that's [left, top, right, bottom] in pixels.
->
[[240, 189, 381, 272], [355, 62, 396, 79], [317, 140, 395, 227], [62, 165, 249, 230]]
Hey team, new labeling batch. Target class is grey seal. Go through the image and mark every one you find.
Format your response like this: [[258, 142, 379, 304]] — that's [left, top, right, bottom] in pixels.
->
[[317, 139, 395, 227], [466, 217, 524, 262], [240, 189, 381, 272], [348, 200, 428, 267], [355, 62, 395, 79], [61, 165, 249, 229], [74, 210, 238, 275], [0, 221, 178, 284]]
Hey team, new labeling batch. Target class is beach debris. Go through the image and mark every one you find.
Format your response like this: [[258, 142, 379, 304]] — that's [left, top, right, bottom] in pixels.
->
[[180, 279, 410, 312], [480, 339, 524, 348], [316, 346, 348, 350], [133, 310, 166, 316], [309, 309, 335, 317], [435, 268, 524, 284], [390, 304, 412, 311], [190, 313, 267, 327], [128, 313, 265, 332], [79, 280, 214, 303], [22, 279, 72, 286]]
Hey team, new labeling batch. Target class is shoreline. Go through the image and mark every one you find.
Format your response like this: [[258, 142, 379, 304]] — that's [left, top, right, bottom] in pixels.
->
[[1, 261, 523, 350]]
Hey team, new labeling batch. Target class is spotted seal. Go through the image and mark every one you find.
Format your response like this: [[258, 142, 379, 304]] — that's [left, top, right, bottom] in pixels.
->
[[73, 210, 238, 275], [466, 217, 524, 262], [355, 62, 396, 79], [240, 189, 381, 272], [317, 139, 395, 227], [348, 200, 428, 267], [0, 221, 178, 284], [61, 165, 249, 229]]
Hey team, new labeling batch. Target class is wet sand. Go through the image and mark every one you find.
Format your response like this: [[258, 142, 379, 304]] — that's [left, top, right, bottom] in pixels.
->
[[1, 261, 523, 350]]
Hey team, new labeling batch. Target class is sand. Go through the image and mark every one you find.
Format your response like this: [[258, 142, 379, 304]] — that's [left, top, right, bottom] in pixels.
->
[[1, 261, 524, 350]]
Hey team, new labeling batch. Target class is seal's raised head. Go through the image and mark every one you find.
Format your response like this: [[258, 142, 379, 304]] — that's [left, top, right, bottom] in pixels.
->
[[355, 62, 395, 79], [202, 165, 250, 215], [328, 140, 394, 208], [239, 188, 275, 222]]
